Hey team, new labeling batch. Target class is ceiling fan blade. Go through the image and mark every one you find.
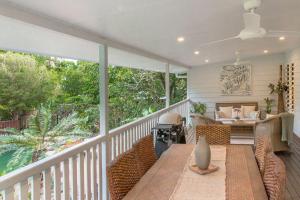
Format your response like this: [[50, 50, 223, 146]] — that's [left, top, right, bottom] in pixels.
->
[[197, 36, 239, 48], [267, 30, 300, 37]]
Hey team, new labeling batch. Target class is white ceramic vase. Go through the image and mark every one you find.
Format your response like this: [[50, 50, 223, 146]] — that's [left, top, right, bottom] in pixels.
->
[[195, 135, 211, 170]]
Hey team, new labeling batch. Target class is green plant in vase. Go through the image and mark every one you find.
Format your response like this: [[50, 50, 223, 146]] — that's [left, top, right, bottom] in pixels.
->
[[191, 102, 207, 115], [264, 97, 274, 114]]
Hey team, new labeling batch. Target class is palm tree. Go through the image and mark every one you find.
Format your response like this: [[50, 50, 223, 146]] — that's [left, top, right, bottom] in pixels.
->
[[0, 105, 93, 174]]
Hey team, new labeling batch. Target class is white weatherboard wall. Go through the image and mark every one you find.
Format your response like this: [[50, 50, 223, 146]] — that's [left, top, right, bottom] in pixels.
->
[[285, 47, 300, 137], [188, 53, 285, 118]]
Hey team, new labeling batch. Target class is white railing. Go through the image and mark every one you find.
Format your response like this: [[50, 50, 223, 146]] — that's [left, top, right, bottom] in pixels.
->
[[0, 99, 190, 200]]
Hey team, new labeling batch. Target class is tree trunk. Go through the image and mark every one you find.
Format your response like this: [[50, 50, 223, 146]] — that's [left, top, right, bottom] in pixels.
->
[[32, 150, 41, 162], [277, 92, 285, 114]]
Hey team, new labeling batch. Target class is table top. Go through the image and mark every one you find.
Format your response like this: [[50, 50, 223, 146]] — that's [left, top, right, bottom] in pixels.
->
[[123, 144, 268, 200]]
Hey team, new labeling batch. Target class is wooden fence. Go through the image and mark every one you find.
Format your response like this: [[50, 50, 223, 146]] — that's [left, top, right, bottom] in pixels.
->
[[0, 115, 30, 132], [0, 120, 20, 130]]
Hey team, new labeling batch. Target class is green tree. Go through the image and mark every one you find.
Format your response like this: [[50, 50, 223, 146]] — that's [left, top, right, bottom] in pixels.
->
[[0, 105, 93, 173], [0, 50, 186, 130], [157, 73, 187, 104], [0, 52, 54, 120], [109, 66, 164, 128], [52, 61, 100, 106]]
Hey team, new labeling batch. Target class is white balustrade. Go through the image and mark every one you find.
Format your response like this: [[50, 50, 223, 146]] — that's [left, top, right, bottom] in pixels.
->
[[0, 99, 190, 200]]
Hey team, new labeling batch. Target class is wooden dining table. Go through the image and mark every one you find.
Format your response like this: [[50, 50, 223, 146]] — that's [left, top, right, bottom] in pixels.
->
[[123, 144, 268, 200]]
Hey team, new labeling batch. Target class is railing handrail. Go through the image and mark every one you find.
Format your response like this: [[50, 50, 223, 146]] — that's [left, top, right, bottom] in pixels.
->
[[0, 98, 190, 189]]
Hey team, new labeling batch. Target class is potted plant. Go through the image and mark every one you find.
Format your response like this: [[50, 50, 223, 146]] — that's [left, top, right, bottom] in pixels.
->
[[191, 102, 207, 115], [264, 97, 274, 114], [268, 81, 288, 114]]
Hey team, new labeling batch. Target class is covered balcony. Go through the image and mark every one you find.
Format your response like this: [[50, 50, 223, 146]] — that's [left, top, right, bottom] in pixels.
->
[[0, 0, 300, 200], [0, 6, 190, 200]]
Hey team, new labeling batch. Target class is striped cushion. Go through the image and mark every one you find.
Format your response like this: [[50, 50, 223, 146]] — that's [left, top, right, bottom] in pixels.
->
[[263, 153, 286, 200]]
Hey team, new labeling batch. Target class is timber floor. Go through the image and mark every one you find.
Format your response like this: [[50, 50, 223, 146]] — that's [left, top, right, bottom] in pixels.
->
[[277, 135, 300, 200]]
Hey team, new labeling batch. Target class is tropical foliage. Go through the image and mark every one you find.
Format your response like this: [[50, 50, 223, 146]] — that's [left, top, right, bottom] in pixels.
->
[[0, 105, 93, 174], [0, 50, 187, 174], [268, 81, 289, 94], [190, 102, 207, 115]]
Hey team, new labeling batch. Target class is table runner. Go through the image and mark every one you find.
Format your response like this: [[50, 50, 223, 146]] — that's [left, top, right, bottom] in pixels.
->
[[169, 145, 226, 200], [226, 145, 268, 200]]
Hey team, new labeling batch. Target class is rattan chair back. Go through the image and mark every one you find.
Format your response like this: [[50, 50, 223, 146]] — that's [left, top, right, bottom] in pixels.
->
[[263, 152, 286, 200], [196, 124, 231, 145], [133, 135, 157, 175], [107, 149, 142, 200], [255, 135, 273, 175]]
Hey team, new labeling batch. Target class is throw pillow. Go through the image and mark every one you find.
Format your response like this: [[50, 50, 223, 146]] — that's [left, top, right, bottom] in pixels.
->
[[241, 106, 256, 118], [219, 107, 233, 118], [215, 110, 225, 119], [249, 111, 260, 120]]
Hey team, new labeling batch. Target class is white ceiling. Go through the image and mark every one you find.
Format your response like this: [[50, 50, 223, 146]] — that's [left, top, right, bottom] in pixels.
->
[[1, 0, 300, 67], [0, 15, 186, 73]]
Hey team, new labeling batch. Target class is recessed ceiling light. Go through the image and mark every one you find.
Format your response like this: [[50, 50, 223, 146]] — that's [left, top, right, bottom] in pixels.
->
[[263, 50, 269, 54], [279, 36, 285, 41], [177, 37, 185, 42], [194, 51, 200, 55], [205, 59, 209, 63]]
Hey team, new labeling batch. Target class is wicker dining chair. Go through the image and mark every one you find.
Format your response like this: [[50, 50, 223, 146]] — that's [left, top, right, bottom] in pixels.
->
[[107, 149, 142, 200], [133, 134, 157, 176], [263, 152, 286, 200], [196, 124, 231, 145], [255, 135, 273, 175]]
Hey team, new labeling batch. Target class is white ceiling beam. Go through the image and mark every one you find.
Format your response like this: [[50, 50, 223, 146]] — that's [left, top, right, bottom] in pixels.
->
[[0, 1, 190, 69]]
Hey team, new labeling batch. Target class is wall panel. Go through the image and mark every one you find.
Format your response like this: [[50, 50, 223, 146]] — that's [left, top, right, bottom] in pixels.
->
[[188, 53, 284, 118]]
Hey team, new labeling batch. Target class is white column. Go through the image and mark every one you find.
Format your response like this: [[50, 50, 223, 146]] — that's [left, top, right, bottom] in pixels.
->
[[99, 44, 109, 200], [187, 69, 190, 125], [165, 63, 170, 107]]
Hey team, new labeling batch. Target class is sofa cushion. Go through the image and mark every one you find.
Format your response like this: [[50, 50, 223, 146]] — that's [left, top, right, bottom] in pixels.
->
[[241, 105, 256, 118], [249, 111, 260, 120], [219, 106, 233, 118], [215, 110, 225, 119]]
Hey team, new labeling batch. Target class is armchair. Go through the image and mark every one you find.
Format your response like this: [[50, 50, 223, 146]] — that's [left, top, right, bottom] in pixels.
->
[[254, 115, 289, 152]]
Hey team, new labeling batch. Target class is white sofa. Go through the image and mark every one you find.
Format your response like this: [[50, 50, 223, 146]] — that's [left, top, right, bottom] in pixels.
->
[[215, 102, 260, 123]]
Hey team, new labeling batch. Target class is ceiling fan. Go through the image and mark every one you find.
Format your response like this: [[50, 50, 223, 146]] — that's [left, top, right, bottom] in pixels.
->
[[197, 0, 300, 47]]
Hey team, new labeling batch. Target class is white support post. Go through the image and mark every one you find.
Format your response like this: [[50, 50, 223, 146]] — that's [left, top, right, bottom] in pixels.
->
[[165, 63, 170, 108], [99, 44, 109, 200], [186, 69, 190, 125]]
